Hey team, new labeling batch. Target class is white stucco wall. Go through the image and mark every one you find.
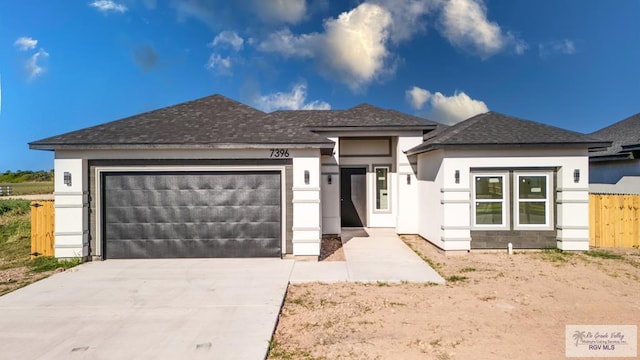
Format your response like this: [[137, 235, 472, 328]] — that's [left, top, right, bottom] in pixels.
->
[[53, 158, 88, 258], [321, 137, 340, 234], [416, 150, 445, 249], [396, 136, 423, 234], [417, 147, 591, 251], [292, 154, 322, 256]]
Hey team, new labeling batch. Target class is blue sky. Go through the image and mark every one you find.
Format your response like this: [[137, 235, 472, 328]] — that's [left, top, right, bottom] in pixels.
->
[[1, 0, 638, 170]]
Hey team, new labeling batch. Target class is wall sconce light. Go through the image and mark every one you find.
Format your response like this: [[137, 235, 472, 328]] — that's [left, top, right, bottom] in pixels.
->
[[63, 172, 72, 187], [454, 170, 460, 184], [573, 169, 580, 183], [327, 174, 332, 185], [304, 170, 310, 185], [406, 174, 411, 185]]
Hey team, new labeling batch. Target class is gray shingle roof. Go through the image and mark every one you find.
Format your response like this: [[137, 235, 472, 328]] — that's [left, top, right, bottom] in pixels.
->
[[407, 111, 610, 155], [29, 94, 334, 150], [589, 113, 640, 160], [267, 104, 438, 129], [30, 95, 437, 151]]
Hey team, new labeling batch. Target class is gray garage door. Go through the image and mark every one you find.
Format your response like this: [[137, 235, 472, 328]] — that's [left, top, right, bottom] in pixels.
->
[[102, 171, 281, 259]]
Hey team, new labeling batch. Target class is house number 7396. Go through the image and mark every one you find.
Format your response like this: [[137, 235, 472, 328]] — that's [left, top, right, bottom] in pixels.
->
[[270, 148, 290, 158]]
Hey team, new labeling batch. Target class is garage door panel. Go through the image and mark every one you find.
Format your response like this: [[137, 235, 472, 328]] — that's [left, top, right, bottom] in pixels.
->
[[107, 222, 281, 240], [107, 238, 282, 259], [106, 205, 282, 224], [105, 189, 282, 208], [103, 171, 282, 259]]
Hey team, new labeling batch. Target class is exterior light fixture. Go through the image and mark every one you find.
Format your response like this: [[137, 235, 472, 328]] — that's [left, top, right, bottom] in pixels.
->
[[455, 170, 460, 184], [63, 172, 72, 187], [304, 170, 310, 185], [327, 174, 332, 185], [406, 174, 411, 185], [573, 169, 580, 183]]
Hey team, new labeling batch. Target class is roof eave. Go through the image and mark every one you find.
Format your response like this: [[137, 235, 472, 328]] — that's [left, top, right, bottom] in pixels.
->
[[589, 153, 634, 162], [406, 141, 608, 156], [29, 142, 335, 151], [308, 125, 436, 132]]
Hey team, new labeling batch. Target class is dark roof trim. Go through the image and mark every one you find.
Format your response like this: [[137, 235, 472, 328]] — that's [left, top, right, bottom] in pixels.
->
[[589, 153, 634, 162], [308, 125, 436, 132], [621, 143, 640, 151], [406, 142, 610, 156], [29, 142, 335, 151]]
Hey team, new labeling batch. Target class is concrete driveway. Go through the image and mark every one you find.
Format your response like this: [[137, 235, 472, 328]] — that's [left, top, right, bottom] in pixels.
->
[[0, 259, 294, 360]]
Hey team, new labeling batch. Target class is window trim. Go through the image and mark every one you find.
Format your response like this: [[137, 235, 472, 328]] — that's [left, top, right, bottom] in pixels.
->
[[373, 165, 391, 212], [472, 173, 509, 230], [514, 172, 553, 230]]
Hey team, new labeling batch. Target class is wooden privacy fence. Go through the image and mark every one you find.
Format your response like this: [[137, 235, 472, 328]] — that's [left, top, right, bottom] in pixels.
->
[[590, 194, 640, 248], [31, 200, 54, 257]]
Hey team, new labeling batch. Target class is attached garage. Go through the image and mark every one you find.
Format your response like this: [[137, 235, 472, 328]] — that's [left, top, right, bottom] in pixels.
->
[[100, 170, 282, 259]]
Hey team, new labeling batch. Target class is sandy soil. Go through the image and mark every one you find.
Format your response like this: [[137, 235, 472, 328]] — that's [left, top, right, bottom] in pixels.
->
[[0, 267, 61, 296], [270, 236, 640, 360]]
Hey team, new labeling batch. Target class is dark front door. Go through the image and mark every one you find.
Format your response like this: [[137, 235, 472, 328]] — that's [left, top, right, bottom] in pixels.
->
[[340, 167, 367, 227], [102, 171, 282, 259]]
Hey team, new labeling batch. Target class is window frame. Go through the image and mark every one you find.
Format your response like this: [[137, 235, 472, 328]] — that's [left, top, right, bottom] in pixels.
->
[[514, 172, 553, 230], [373, 165, 391, 212], [472, 173, 509, 230]]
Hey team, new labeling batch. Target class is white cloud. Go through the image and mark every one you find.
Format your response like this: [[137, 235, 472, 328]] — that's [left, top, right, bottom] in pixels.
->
[[439, 0, 525, 58], [258, 28, 318, 58], [259, 3, 394, 90], [253, 0, 307, 24], [406, 86, 431, 110], [90, 0, 128, 13], [321, 3, 393, 89], [539, 39, 576, 59], [25, 48, 49, 80], [14, 37, 38, 51], [255, 83, 331, 112], [370, 0, 439, 43], [206, 53, 232, 75], [407, 87, 488, 124], [211, 31, 244, 51]]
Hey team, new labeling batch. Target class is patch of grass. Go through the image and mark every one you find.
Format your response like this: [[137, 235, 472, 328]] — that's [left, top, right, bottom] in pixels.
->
[[460, 267, 476, 273], [376, 281, 390, 287], [268, 338, 323, 360], [28, 256, 82, 273], [0, 182, 53, 196], [538, 248, 574, 263], [0, 199, 31, 216], [446, 275, 468, 282], [0, 200, 31, 270], [402, 237, 444, 276], [584, 250, 623, 260]]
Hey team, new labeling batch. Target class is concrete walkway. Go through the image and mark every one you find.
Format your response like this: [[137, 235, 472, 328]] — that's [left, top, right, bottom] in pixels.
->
[[290, 228, 445, 284]]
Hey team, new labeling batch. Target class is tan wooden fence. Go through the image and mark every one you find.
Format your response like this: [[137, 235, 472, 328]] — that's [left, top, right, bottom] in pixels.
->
[[30, 200, 54, 257], [589, 194, 640, 248]]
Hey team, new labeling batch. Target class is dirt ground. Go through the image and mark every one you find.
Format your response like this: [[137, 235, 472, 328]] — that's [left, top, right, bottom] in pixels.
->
[[270, 236, 640, 360], [0, 266, 59, 296]]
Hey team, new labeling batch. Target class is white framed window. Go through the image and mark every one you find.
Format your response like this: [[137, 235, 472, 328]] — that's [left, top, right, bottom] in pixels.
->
[[515, 173, 551, 229], [374, 166, 390, 211], [472, 174, 508, 229], [471, 170, 554, 231]]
